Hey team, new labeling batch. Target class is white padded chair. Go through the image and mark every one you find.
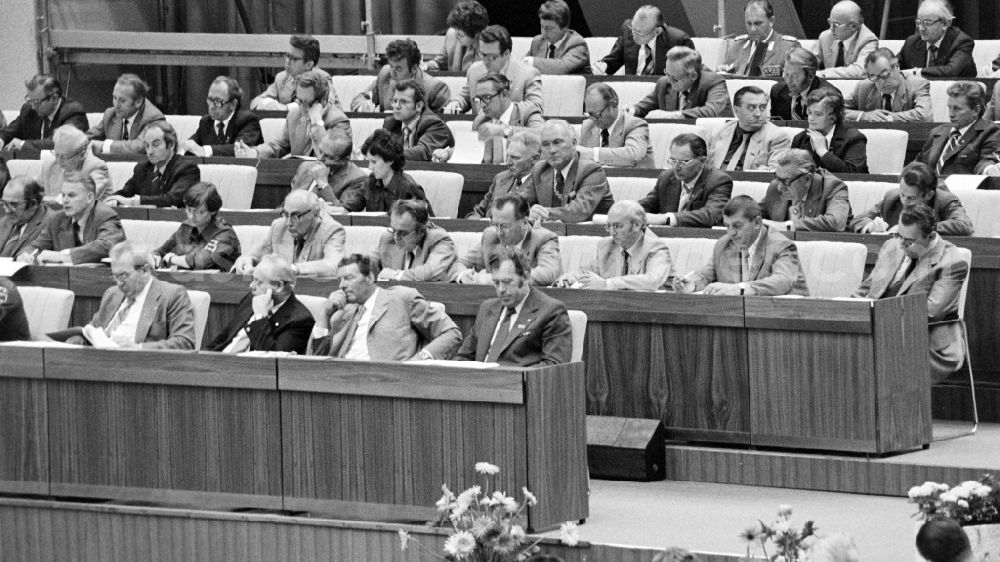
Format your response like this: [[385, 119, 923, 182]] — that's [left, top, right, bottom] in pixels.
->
[[350, 117, 385, 158], [438, 76, 468, 103], [541, 75, 586, 117], [953, 190, 1000, 237], [585, 38, 618, 72], [694, 117, 735, 140], [444, 120, 484, 164], [330, 75, 378, 111], [233, 225, 271, 256], [731, 181, 769, 201], [858, 129, 908, 175], [607, 176, 656, 202], [794, 240, 867, 298], [165, 115, 201, 143], [661, 238, 718, 280], [18, 286, 74, 340], [6, 159, 44, 180], [2, 110, 18, 125], [449, 231, 483, 262], [648, 123, 707, 168], [106, 161, 139, 192], [258, 118, 286, 145], [934, 246, 977, 440], [186, 289, 211, 349], [511, 36, 533, 59], [86, 113, 103, 130], [199, 164, 258, 210], [566, 310, 587, 363], [692, 37, 725, 71], [405, 169, 464, 218], [558, 235, 601, 274], [121, 219, 181, 250], [845, 181, 895, 218], [295, 294, 327, 325], [826, 80, 859, 96], [612, 81, 657, 109], [973, 41, 1000, 77], [778, 126, 805, 143], [344, 225, 386, 255]]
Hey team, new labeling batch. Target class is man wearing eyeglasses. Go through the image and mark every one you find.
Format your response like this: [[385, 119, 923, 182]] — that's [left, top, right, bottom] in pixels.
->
[[759, 148, 852, 232], [452, 194, 561, 286], [708, 86, 790, 171], [467, 131, 541, 219], [719, 0, 801, 78], [853, 204, 969, 382], [0, 177, 48, 258], [443, 25, 543, 115], [594, 5, 693, 76], [0, 74, 87, 152], [381, 79, 454, 162], [250, 34, 342, 111], [87, 74, 166, 156], [232, 190, 345, 277], [38, 125, 112, 200], [106, 121, 200, 209], [375, 199, 456, 282], [812, 1, 879, 79], [844, 48, 932, 122], [897, 0, 976, 78], [473, 73, 543, 165], [631, 46, 732, 120], [290, 129, 367, 206], [641, 134, 733, 228], [577, 83, 654, 168], [769, 48, 831, 121], [851, 161, 973, 235], [351, 39, 451, 113], [183, 76, 262, 157], [555, 200, 670, 291]]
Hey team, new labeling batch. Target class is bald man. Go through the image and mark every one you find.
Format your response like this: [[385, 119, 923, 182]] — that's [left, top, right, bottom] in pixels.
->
[[812, 1, 879, 79], [595, 5, 694, 76]]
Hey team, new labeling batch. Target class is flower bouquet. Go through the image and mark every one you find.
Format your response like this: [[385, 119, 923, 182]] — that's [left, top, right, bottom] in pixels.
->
[[908, 475, 1000, 524], [739, 505, 816, 562]]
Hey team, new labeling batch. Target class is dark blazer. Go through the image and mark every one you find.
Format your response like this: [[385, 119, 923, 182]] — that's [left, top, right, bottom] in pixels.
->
[[0, 98, 88, 150], [207, 292, 315, 354], [600, 20, 694, 75], [760, 169, 853, 232], [188, 110, 262, 157], [519, 158, 615, 223], [117, 154, 201, 207], [769, 76, 834, 121], [638, 167, 733, 227], [791, 124, 869, 174], [29, 201, 125, 264], [632, 69, 733, 119], [0, 205, 48, 258], [455, 288, 573, 367], [340, 171, 433, 215], [897, 26, 976, 78], [155, 218, 241, 270], [382, 108, 455, 162], [915, 119, 1000, 176], [0, 279, 30, 342], [850, 187, 974, 236], [468, 170, 525, 218]]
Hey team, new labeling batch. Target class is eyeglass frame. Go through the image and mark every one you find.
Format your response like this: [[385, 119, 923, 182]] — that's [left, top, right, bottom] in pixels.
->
[[604, 220, 634, 233], [109, 265, 147, 282], [25, 92, 57, 108], [891, 232, 926, 248], [0, 199, 26, 212], [827, 19, 855, 30], [206, 96, 234, 107], [281, 208, 316, 222], [283, 52, 305, 62], [866, 68, 894, 82], [666, 155, 704, 169], [386, 226, 421, 240], [775, 170, 810, 188], [473, 90, 505, 105], [914, 18, 944, 28]]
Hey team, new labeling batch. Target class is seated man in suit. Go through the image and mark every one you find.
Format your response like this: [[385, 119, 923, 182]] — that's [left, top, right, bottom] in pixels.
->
[[851, 161, 973, 235], [520, 120, 615, 223], [39, 125, 112, 200], [709, 86, 791, 171], [467, 131, 541, 218], [791, 88, 869, 174], [443, 25, 543, 114], [352, 39, 450, 113], [641, 133, 733, 227], [289, 129, 368, 206], [770, 48, 832, 121], [17, 173, 124, 265], [70, 241, 196, 349], [897, 0, 976, 78], [812, 1, 879, 79], [719, 0, 801, 77], [675, 195, 809, 295], [250, 34, 342, 110], [844, 48, 932, 122], [0, 278, 31, 341], [87, 73, 166, 155], [453, 194, 561, 286], [106, 121, 201, 208], [208, 254, 315, 354], [472, 73, 544, 165], [233, 190, 345, 277], [426, 0, 489, 72], [375, 199, 456, 282], [0, 74, 87, 152], [915, 81, 1000, 176], [155, 182, 242, 270], [523, 0, 591, 74], [578, 83, 654, 168], [381, 79, 455, 162], [183, 76, 262, 157], [760, 148, 852, 232], [595, 5, 694, 76], [853, 204, 969, 382], [632, 47, 732, 119], [308, 253, 462, 360], [341, 129, 433, 213], [0, 177, 48, 258], [455, 247, 572, 366], [555, 200, 671, 291]]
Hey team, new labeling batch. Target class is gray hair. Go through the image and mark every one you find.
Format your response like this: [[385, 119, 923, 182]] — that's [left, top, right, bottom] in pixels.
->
[[508, 130, 541, 156], [110, 240, 156, 268], [53, 125, 89, 152], [665, 46, 702, 74], [608, 200, 646, 228], [775, 148, 817, 172]]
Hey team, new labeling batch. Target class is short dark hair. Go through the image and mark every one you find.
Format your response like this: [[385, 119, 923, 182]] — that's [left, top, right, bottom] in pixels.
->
[[734, 85, 767, 107], [538, 0, 571, 28], [339, 253, 381, 278], [212, 75, 244, 107], [361, 129, 406, 171], [486, 246, 532, 277], [946, 81, 988, 118], [394, 78, 426, 106], [585, 82, 620, 106], [478, 25, 513, 54], [289, 34, 321, 66], [296, 69, 330, 105], [864, 46, 897, 66], [724, 194, 761, 221], [116, 74, 148, 102], [900, 203, 937, 236], [183, 182, 223, 213], [385, 39, 422, 68], [492, 193, 530, 219], [745, 0, 775, 18], [900, 161, 937, 196], [21, 177, 44, 206], [670, 133, 707, 158], [391, 198, 430, 226], [477, 72, 511, 94], [916, 516, 971, 562], [805, 87, 845, 126], [25, 74, 62, 97], [447, 1, 490, 38]]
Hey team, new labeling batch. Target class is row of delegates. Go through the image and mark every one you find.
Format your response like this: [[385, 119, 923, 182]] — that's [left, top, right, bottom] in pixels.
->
[[443, 25, 544, 115], [851, 161, 974, 235], [0, 74, 88, 151]]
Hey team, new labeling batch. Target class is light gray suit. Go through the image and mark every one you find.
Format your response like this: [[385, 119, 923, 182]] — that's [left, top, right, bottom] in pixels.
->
[[87, 278, 196, 350], [813, 25, 879, 79], [578, 110, 655, 168], [708, 121, 791, 171], [252, 213, 346, 276], [844, 73, 932, 122], [568, 227, 672, 291]]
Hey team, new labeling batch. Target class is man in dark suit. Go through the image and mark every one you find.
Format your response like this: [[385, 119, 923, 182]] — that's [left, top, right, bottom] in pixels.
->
[[381, 79, 455, 162], [519, 120, 615, 223], [106, 121, 201, 208], [632, 47, 732, 119], [851, 161, 974, 235], [915, 81, 1000, 176], [467, 131, 541, 218], [760, 148, 852, 232], [596, 5, 694, 76], [87, 73, 166, 155], [640, 133, 733, 228], [523, 0, 591, 74], [0, 279, 31, 342], [455, 247, 572, 366], [0, 177, 48, 258], [208, 254, 315, 354], [0, 74, 88, 152], [183, 76, 262, 157], [769, 48, 833, 121], [896, 0, 976, 78]]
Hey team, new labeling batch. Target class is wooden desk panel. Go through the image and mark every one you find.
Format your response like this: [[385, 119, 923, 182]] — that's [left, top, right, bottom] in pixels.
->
[[0, 346, 47, 494]]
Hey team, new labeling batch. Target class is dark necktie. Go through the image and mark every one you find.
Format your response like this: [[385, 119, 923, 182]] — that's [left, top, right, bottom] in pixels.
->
[[641, 44, 654, 76], [937, 129, 961, 175], [835, 41, 846, 67], [72, 221, 82, 245], [724, 127, 746, 167], [554, 171, 565, 202], [926, 45, 938, 68], [621, 249, 630, 276], [881, 93, 893, 111], [487, 306, 517, 362], [547, 44, 556, 59], [121, 119, 130, 141], [739, 249, 751, 282], [886, 258, 917, 297], [216, 122, 226, 143], [41, 119, 51, 138], [293, 237, 305, 260], [792, 95, 805, 120], [600, 129, 610, 148], [404, 250, 415, 270], [152, 169, 163, 192], [402, 126, 412, 148], [747, 40, 766, 76]]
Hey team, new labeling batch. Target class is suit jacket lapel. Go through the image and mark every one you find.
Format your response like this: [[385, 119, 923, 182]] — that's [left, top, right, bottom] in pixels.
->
[[900, 242, 943, 295], [134, 280, 161, 343], [563, 159, 580, 203], [611, 114, 626, 145], [870, 245, 906, 297], [749, 231, 768, 280], [495, 292, 539, 357], [480, 302, 506, 359], [368, 290, 389, 333]]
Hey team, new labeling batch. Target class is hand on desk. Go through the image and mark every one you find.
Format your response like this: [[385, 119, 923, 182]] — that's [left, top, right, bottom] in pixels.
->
[[577, 271, 607, 289], [232, 256, 255, 275], [182, 140, 206, 157], [704, 282, 742, 296], [860, 216, 889, 234], [529, 205, 550, 222], [762, 219, 793, 232], [672, 276, 696, 294], [233, 140, 259, 158]]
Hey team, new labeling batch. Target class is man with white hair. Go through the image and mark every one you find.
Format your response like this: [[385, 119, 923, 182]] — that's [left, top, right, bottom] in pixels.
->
[[632, 46, 732, 119], [38, 125, 112, 199], [595, 5, 694, 76], [812, 0, 879, 79], [555, 200, 671, 290], [87, 73, 166, 155], [845, 48, 932, 122], [897, 0, 976, 78]]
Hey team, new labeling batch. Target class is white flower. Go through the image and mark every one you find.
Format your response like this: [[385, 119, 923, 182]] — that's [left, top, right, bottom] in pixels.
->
[[973, 485, 992, 498], [475, 462, 501, 475], [398, 529, 410, 551], [958, 499, 970, 508], [510, 525, 526, 542], [559, 521, 580, 546], [778, 505, 793, 518], [443, 531, 477, 558], [522, 487, 538, 506], [492, 490, 519, 513], [771, 519, 792, 534]]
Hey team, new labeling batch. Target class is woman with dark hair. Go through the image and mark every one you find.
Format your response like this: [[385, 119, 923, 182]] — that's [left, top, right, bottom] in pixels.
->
[[340, 129, 434, 214], [155, 181, 241, 270], [791, 87, 869, 173], [426, 0, 489, 72]]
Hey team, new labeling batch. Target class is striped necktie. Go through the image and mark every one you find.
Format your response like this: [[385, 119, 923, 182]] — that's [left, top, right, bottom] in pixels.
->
[[105, 297, 136, 335], [937, 129, 961, 175]]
